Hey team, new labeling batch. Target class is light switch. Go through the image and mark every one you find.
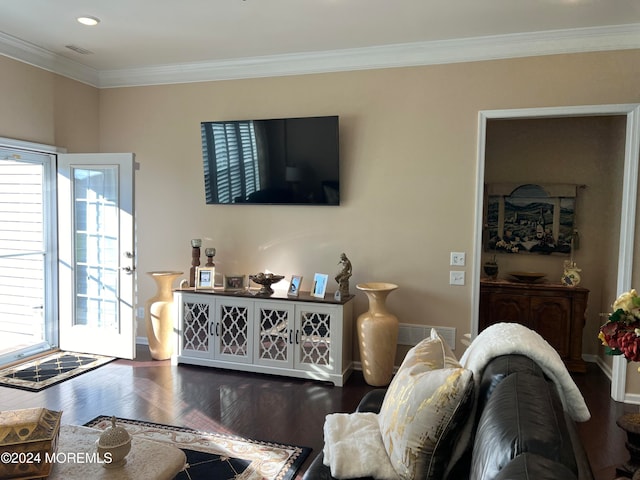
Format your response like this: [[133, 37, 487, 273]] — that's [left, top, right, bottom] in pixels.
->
[[450, 271, 465, 286], [450, 252, 465, 266]]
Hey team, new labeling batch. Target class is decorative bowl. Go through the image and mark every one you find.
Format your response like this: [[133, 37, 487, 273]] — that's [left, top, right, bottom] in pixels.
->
[[508, 271, 547, 283], [96, 416, 131, 469], [249, 273, 285, 295]]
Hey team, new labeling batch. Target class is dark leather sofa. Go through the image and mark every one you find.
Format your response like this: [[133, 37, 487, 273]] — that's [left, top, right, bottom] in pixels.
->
[[303, 354, 594, 480]]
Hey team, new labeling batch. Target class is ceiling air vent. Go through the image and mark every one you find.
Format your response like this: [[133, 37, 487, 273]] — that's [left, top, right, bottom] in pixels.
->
[[65, 44, 94, 55]]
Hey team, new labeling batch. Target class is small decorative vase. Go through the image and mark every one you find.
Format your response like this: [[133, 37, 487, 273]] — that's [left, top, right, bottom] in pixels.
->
[[356, 282, 399, 387], [561, 261, 581, 287], [145, 271, 182, 360], [483, 255, 498, 279], [483, 261, 498, 280], [96, 416, 131, 469]]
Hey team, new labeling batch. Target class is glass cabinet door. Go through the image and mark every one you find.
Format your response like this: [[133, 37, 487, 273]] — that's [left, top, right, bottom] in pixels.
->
[[215, 298, 253, 363], [255, 302, 294, 368], [181, 297, 214, 359], [295, 306, 334, 373]]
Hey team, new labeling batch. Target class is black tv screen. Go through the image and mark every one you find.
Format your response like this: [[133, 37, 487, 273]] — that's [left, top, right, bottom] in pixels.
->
[[201, 115, 340, 205]]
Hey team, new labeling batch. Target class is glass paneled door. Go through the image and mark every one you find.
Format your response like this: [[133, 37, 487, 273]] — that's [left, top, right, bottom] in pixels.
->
[[0, 147, 57, 364], [58, 153, 136, 359]]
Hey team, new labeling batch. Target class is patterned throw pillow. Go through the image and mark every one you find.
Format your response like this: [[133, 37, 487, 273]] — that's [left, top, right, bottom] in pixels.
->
[[378, 329, 473, 480]]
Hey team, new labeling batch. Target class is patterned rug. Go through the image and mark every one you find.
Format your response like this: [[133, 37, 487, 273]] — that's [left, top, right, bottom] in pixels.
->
[[0, 351, 115, 392], [85, 416, 312, 480]]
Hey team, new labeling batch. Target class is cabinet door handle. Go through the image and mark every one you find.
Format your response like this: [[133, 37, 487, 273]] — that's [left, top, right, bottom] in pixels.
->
[[210, 322, 219, 336], [295, 329, 300, 345], [289, 329, 293, 344]]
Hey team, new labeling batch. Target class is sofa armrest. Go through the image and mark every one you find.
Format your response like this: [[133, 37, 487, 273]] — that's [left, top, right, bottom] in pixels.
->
[[356, 389, 387, 413]]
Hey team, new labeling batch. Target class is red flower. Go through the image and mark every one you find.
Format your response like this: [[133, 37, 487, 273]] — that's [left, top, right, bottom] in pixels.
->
[[619, 331, 640, 362], [600, 322, 625, 350]]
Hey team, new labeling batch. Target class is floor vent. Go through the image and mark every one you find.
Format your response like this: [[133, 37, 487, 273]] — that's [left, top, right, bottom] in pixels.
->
[[397, 324, 457, 350]]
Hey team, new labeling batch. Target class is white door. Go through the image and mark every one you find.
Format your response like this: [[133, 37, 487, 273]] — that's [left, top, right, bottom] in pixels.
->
[[58, 153, 136, 359], [0, 147, 57, 364]]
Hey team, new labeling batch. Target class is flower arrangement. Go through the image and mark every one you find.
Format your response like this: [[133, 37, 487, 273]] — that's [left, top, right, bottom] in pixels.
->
[[494, 239, 520, 253], [598, 289, 640, 362]]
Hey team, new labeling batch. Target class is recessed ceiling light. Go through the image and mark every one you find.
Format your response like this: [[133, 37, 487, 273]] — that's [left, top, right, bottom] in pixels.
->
[[77, 16, 100, 26]]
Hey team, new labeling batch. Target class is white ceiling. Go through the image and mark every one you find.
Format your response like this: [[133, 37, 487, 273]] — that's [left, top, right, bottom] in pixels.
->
[[1, 0, 639, 88]]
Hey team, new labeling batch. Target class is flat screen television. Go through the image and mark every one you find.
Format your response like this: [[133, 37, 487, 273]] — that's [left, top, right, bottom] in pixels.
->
[[201, 115, 340, 205]]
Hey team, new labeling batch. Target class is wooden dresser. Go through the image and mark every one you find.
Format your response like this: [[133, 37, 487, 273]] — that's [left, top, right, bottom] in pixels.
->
[[479, 279, 589, 373]]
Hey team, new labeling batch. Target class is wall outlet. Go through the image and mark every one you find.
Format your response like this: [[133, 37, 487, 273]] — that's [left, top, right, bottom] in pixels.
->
[[449, 271, 465, 285], [450, 252, 465, 266]]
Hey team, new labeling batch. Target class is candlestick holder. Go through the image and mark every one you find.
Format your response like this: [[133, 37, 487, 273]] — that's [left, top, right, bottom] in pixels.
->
[[205, 248, 216, 267], [189, 239, 202, 287]]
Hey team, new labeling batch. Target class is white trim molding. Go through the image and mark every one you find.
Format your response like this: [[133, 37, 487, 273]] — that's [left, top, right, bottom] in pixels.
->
[[0, 24, 639, 88]]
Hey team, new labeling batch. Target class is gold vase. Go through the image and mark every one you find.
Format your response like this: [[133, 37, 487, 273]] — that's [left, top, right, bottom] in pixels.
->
[[145, 271, 182, 360], [356, 282, 399, 386]]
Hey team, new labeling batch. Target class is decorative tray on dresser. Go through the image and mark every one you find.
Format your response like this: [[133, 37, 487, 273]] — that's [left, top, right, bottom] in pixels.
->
[[479, 279, 589, 373]]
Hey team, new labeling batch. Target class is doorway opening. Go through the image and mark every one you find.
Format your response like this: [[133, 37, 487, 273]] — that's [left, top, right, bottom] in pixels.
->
[[0, 142, 59, 365], [0, 138, 137, 366], [473, 104, 640, 402]]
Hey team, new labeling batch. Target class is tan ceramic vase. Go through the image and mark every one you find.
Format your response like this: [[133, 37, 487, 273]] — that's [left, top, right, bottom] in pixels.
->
[[145, 271, 182, 360], [356, 282, 399, 386]]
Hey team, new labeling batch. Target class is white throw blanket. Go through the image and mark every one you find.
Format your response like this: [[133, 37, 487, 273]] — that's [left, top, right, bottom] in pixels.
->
[[323, 412, 399, 479], [444, 322, 591, 478]]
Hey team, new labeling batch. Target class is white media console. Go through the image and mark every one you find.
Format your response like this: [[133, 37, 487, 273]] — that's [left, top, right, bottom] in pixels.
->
[[172, 288, 354, 386]]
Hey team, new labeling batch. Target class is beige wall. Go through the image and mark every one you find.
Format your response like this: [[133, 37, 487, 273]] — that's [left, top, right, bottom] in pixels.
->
[[2, 49, 640, 368], [0, 55, 99, 150]]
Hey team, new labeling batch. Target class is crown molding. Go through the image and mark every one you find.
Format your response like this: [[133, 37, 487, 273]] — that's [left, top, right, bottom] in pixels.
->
[[1, 24, 639, 89], [0, 32, 99, 86]]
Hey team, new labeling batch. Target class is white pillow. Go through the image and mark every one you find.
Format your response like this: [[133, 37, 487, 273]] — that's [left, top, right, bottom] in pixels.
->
[[378, 329, 473, 480]]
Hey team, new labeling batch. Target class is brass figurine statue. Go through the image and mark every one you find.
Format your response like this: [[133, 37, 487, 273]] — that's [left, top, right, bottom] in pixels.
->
[[335, 253, 352, 299]]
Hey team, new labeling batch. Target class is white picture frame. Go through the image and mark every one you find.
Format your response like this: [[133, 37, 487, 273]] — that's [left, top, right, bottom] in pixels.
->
[[311, 273, 328, 298], [288, 275, 303, 297], [195, 267, 215, 289]]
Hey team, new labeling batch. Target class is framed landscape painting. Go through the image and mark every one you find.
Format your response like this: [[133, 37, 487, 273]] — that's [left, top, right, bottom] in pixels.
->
[[484, 183, 579, 256]]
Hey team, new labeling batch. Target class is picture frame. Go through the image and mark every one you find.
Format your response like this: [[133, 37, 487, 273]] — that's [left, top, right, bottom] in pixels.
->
[[288, 275, 303, 297], [311, 273, 328, 298], [224, 274, 246, 292], [195, 267, 215, 289]]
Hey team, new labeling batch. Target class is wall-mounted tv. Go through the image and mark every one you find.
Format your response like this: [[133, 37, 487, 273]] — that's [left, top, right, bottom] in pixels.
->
[[201, 115, 340, 205]]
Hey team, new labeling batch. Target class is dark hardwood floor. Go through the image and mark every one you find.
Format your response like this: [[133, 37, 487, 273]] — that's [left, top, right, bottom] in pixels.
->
[[572, 362, 635, 480], [0, 346, 633, 479]]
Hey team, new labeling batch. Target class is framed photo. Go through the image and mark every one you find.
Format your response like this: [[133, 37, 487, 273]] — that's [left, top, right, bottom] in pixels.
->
[[311, 273, 328, 298], [195, 267, 215, 289], [288, 275, 303, 297], [224, 274, 246, 292]]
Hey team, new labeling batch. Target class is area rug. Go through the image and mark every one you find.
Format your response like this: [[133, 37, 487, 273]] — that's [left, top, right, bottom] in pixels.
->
[[85, 416, 312, 480], [0, 351, 115, 392]]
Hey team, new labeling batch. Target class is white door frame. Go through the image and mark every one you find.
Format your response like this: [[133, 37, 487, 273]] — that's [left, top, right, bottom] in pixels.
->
[[473, 103, 640, 402]]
